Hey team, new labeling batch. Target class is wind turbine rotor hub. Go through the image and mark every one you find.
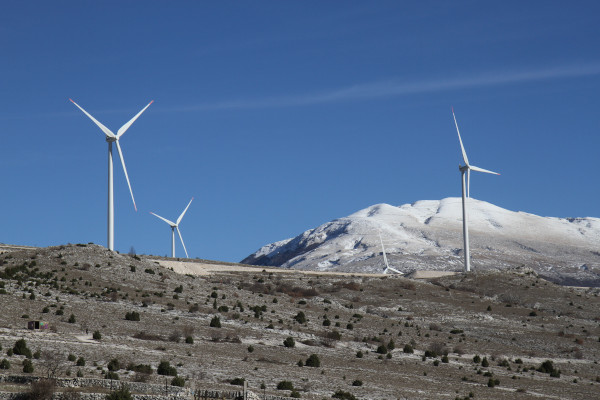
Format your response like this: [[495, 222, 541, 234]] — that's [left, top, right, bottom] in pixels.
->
[[106, 137, 117, 143]]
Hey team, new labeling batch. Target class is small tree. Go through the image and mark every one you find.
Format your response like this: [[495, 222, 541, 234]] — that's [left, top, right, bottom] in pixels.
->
[[23, 359, 34, 373], [305, 354, 320, 367], [284, 337, 295, 348], [0, 359, 10, 369], [13, 339, 32, 358], [210, 316, 221, 328], [157, 361, 177, 376], [105, 385, 133, 400], [277, 380, 294, 390], [294, 311, 306, 324], [68, 314, 76, 323], [403, 344, 414, 353], [171, 376, 185, 387], [93, 331, 102, 340]]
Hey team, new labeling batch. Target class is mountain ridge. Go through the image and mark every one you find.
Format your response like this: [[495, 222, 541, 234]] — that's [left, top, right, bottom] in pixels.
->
[[242, 198, 600, 286]]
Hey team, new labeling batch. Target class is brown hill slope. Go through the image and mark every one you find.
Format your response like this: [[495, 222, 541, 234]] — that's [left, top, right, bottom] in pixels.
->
[[0, 244, 599, 399]]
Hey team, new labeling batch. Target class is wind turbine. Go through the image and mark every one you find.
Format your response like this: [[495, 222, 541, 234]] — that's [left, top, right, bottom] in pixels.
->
[[70, 99, 153, 251], [452, 108, 500, 272], [378, 231, 402, 274], [150, 198, 194, 258]]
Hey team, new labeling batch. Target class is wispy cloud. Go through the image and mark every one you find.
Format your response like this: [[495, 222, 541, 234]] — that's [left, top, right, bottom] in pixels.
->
[[176, 63, 600, 111]]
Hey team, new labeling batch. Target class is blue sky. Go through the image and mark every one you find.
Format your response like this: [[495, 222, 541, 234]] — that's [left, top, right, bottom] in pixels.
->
[[1, 1, 599, 261]]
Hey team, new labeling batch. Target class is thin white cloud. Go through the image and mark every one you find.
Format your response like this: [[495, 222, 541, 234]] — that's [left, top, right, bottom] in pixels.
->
[[177, 63, 600, 111]]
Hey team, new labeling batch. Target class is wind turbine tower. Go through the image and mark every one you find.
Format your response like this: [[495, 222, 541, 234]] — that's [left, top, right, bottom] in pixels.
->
[[452, 108, 500, 272], [150, 198, 194, 258], [70, 99, 153, 251]]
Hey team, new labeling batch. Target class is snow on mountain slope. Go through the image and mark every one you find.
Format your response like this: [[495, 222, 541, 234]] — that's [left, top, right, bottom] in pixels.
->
[[242, 198, 600, 285]]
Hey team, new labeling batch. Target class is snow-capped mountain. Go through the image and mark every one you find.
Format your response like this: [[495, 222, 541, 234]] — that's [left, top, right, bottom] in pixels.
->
[[242, 198, 600, 286]]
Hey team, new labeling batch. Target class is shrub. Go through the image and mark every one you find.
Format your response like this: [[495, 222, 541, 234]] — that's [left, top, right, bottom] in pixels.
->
[[481, 357, 489, 367], [107, 358, 121, 371], [0, 359, 10, 369], [13, 339, 32, 358], [290, 390, 301, 398], [537, 360, 561, 377], [68, 314, 76, 323], [284, 337, 295, 348], [332, 390, 357, 400], [76, 357, 85, 366], [22, 359, 34, 373], [171, 376, 185, 387], [125, 312, 140, 321], [68, 354, 76, 362], [387, 339, 395, 351], [247, 345, 254, 353], [403, 344, 414, 353], [473, 355, 481, 364], [294, 311, 306, 324], [93, 331, 102, 340], [27, 378, 55, 400], [352, 380, 363, 386], [277, 380, 294, 390], [376, 344, 388, 354], [356, 351, 363, 358], [218, 305, 229, 313], [128, 364, 152, 374], [305, 354, 320, 367], [210, 316, 221, 328], [230, 377, 245, 386], [105, 385, 133, 400], [185, 335, 194, 344], [157, 361, 177, 376]]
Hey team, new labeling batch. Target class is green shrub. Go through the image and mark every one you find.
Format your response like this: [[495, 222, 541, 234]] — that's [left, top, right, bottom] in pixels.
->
[[305, 354, 320, 367], [22, 359, 34, 373], [76, 357, 85, 366], [481, 357, 489, 367], [277, 380, 294, 390], [376, 344, 388, 354], [68, 354, 76, 362], [157, 361, 177, 376], [356, 351, 363, 358], [230, 377, 245, 386], [107, 358, 120, 371], [127, 364, 152, 374], [68, 314, 76, 323], [105, 385, 133, 400], [351, 380, 363, 386], [332, 390, 357, 400], [294, 311, 306, 324], [284, 337, 295, 348], [210, 316, 221, 328], [171, 376, 185, 387], [93, 331, 102, 340], [185, 336, 194, 344], [403, 344, 414, 353], [13, 339, 32, 358], [125, 312, 140, 321], [473, 355, 481, 364], [247, 345, 254, 353], [290, 390, 301, 398], [0, 359, 10, 369]]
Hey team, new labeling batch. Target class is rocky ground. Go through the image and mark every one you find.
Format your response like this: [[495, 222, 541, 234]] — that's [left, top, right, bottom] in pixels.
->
[[0, 244, 599, 399]]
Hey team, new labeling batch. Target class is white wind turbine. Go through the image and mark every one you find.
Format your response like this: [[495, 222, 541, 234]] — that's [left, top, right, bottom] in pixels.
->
[[150, 198, 194, 258], [70, 99, 153, 251], [378, 231, 402, 274], [452, 108, 500, 272]]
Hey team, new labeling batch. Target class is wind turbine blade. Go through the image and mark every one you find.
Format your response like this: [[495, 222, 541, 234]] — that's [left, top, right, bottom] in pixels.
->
[[176, 227, 189, 258], [70, 99, 116, 138], [149, 212, 176, 227], [378, 231, 390, 270], [114, 140, 137, 211], [452, 107, 469, 166], [387, 266, 403, 274], [467, 169, 471, 198], [470, 165, 500, 175], [117, 100, 154, 138], [176, 197, 194, 225]]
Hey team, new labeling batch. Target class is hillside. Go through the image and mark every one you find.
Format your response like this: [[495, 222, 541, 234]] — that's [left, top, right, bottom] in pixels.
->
[[0, 244, 599, 399], [242, 198, 600, 286]]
